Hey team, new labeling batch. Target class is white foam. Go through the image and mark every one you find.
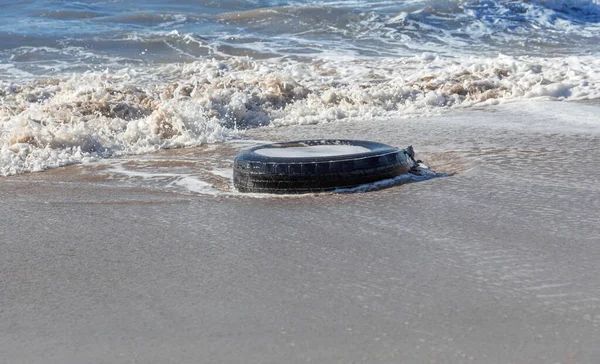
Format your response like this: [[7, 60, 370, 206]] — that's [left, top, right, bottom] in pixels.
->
[[208, 168, 233, 179], [1, 54, 600, 176], [168, 176, 215, 195], [333, 165, 442, 194], [255, 144, 370, 158], [106, 162, 230, 196]]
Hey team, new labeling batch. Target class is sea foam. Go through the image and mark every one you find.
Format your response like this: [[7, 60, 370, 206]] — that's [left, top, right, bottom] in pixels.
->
[[1, 54, 599, 175]]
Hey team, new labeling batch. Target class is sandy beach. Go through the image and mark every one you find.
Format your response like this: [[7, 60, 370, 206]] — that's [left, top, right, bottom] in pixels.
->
[[3, 0, 600, 362], [1, 101, 599, 363]]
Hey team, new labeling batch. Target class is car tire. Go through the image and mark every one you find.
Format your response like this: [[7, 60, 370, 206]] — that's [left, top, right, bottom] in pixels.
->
[[233, 139, 418, 194]]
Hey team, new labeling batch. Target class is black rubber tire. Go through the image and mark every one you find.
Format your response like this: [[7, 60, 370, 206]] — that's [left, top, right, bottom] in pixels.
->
[[233, 139, 417, 194]]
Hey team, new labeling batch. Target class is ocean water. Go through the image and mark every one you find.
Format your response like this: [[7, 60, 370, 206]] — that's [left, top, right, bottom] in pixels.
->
[[1, 0, 600, 176]]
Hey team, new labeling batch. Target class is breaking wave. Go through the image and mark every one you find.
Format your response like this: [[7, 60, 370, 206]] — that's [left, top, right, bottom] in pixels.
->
[[2, 54, 599, 175]]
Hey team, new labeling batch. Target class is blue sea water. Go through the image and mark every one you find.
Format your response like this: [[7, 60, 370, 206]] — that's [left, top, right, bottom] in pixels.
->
[[1, 0, 600, 175], [2, 0, 600, 76]]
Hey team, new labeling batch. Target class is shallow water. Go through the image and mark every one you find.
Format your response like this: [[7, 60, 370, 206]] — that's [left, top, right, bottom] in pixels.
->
[[2, 101, 599, 362], [254, 143, 371, 157]]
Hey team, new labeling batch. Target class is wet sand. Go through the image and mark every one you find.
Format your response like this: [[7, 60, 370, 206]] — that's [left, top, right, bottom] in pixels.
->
[[1, 102, 600, 363]]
